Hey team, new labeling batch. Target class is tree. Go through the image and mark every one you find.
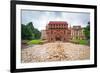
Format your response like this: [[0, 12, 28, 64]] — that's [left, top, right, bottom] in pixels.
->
[[21, 22, 41, 40], [84, 22, 90, 40], [21, 24, 33, 40], [26, 22, 34, 32], [33, 28, 41, 39], [27, 22, 41, 39], [84, 22, 90, 45]]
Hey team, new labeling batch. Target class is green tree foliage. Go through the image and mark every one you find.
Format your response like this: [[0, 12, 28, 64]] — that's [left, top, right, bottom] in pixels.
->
[[21, 24, 32, 40], [33, 28, 41, 39], [21, 22, 41, 40], [84, 22, 90, 40], [26, 22, 34, 32]]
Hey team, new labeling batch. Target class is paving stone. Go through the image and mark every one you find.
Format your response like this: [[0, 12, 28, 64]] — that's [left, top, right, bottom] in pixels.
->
[[21, 42, 90, 63]]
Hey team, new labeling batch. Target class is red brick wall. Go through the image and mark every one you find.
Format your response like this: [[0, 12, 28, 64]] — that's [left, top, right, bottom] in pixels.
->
[[46, 21, 70, 42]]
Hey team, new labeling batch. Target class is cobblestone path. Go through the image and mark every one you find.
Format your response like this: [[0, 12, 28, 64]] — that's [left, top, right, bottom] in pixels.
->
[[21, 42, 90, 63]]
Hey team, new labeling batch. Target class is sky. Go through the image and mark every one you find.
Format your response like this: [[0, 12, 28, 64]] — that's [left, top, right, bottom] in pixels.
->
[[21, 10, 90, 31]]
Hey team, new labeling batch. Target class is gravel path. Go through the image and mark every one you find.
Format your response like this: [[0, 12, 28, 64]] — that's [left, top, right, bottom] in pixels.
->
[[21, 42, 90, 63]]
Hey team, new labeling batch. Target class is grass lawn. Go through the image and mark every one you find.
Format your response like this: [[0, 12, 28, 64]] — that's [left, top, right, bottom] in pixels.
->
[[78, 40, 88, 45], [70, 39, 88, 45], [27, 39, 43, 45]]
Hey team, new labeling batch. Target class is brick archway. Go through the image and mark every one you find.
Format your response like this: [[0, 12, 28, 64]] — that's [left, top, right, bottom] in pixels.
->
[[55, 35, 61, 41], [54, 32, 63, 41]]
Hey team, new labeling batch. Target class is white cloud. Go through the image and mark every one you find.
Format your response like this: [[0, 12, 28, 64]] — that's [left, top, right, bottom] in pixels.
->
[[22, 10, 90, 30]]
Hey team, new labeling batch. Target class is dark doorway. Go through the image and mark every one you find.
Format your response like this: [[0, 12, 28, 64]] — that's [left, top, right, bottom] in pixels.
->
[[56, 37, 61, 41]]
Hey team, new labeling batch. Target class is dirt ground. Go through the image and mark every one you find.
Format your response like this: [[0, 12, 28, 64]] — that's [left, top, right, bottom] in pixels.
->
[[21, 42, 90, 63]]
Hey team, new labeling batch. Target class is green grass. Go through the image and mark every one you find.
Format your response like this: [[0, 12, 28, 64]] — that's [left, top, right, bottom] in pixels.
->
[[78, 40, 88, 45], [27, 39, 43, 45], [70, 39, 88, 45]]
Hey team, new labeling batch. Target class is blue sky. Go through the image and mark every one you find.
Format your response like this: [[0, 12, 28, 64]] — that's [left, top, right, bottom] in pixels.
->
[[21, 10, 90, 31]]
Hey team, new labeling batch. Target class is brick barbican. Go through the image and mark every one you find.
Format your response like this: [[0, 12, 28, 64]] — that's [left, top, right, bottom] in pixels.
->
[[41, 21, 85, 42]]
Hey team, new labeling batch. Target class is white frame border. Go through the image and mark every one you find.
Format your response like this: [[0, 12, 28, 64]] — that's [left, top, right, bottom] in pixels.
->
[[16, 4, 94, 69]]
